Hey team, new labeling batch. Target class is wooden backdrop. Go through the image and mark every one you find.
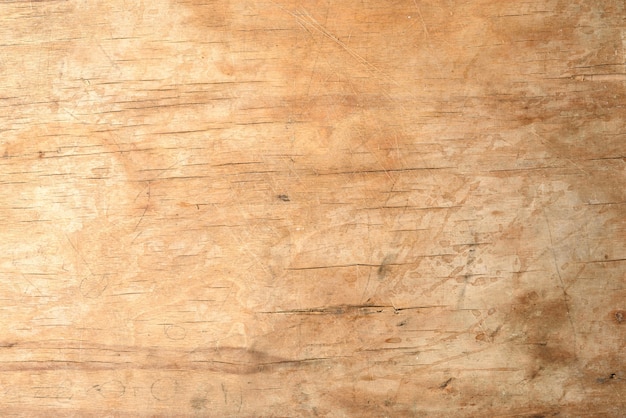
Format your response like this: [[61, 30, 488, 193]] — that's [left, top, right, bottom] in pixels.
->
[[1, 0, 624, 416]]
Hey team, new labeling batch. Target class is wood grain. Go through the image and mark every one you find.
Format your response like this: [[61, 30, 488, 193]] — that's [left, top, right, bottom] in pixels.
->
[[1, 0, 625, 416]]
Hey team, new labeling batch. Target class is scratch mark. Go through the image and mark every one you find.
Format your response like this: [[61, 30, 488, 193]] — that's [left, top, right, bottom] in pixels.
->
[[531, 129, 588, 175], [133, 182, 150, 232], [412, 0, 443, 74], [572, 73, 626, 81], [65, 234, 94, 276], [130, 159, 183, 242], [270, 2, 403, 90], [543, 209, 579, 352], [20, 273, 43, 296], [98, 42, 120, 72], [413, 0, 430, 40]]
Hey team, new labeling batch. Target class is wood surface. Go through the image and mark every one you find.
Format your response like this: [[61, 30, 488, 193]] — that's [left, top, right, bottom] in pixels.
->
[[1, 0, 625, 416]]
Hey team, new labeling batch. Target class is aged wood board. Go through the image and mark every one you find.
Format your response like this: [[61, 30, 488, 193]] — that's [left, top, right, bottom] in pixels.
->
[[1, 0, 625, 416]]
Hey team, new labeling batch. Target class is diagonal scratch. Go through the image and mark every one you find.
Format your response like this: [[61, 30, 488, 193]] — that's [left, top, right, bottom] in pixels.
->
[[543, 209, 579, 351], [66, 234, 94, 276], [269, 1, 404, 90], [413, 0, 431, 40], [531, 129, 588, 175], [412, 0, 443, 74]]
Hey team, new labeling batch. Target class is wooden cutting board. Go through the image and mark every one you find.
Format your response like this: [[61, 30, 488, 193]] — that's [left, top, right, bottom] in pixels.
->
[[1, 0, 624, 416]]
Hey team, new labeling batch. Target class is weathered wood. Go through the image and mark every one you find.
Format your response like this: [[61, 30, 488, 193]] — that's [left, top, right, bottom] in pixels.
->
[[1, 0, 624, 416]]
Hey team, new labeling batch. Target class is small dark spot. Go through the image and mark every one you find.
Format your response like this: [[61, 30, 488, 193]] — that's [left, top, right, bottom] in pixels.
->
[[38, 151, 44, 158], [439, 377, 453, 389], [596, 372, 619, 384], [377, 264, 387, 279], [397, 320, 407, 327], [377, 253, 397, 280], [518, 290, 540, 305], [528, 366, 543, 380], [277, 194, 290, 202], [612, 310, 624, 324], [604, 254, 609, 259], [533, 343, 574, 366], [190, 396, 208, 410]]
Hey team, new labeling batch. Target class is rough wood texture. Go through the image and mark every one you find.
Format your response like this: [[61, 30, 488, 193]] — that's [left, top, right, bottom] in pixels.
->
[[1, 0, 625, 416]]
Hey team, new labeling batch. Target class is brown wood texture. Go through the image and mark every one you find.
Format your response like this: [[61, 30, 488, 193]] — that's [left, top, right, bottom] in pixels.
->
[[1, 0, 625, 416]]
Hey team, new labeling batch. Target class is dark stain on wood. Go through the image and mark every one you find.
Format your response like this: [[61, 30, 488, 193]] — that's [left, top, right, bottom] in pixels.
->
[[377, 253, 397, 280], [506, 291, 577, 379]]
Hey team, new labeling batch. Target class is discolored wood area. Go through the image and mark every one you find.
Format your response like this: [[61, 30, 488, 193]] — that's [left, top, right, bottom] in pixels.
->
[[1, 0, 625, 416]]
